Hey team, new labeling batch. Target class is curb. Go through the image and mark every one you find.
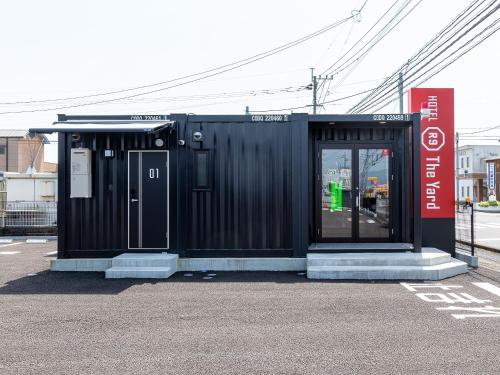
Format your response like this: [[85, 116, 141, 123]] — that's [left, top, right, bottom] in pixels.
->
[[0, 236, 57, 242]]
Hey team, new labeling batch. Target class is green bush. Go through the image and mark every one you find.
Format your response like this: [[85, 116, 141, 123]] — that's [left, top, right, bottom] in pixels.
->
[[478, 200, 500, 207]]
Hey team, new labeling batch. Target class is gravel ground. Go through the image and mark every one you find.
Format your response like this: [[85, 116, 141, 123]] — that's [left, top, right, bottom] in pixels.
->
[[1, 242, 499, 374]]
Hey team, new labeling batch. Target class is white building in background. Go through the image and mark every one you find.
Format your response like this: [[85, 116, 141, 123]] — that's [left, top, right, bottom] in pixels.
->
[[456, 145, 500, 202], [0, 172, 57, 202]]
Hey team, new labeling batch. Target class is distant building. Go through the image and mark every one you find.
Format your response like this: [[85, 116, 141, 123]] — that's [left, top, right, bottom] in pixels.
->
[[0, 172, 57, 202], [457, 145, 500, 202], [0, 130, 54, 173]]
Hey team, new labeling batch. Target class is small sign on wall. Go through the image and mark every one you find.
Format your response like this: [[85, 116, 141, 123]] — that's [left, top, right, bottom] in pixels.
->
[[487, 162, 496, 190]]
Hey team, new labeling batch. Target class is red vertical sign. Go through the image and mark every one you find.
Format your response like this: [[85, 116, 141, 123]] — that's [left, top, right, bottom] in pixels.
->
[[408, 88, 455, 219]]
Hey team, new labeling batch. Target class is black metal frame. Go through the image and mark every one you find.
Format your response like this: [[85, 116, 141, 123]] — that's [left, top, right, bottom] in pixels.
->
[[315, 142, 395, 244]]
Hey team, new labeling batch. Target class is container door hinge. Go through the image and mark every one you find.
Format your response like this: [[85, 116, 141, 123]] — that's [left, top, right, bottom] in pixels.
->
[[391, 228, 394, 235], [317, 228, 320, 236], [391, 174, 394, 181], [317, 174, 320, 181]]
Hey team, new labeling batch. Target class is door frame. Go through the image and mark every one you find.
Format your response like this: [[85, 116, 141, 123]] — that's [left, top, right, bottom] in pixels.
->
[[127, 150, 169, 250], [315, 144, 355, 242], [315, 142, 395, 243]]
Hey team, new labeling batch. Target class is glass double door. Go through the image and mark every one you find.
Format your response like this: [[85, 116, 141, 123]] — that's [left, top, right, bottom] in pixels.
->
[[318, 145, 393, 242]]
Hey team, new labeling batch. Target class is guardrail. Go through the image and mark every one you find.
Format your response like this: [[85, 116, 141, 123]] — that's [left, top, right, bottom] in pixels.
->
[[0, 201, 57, 228], [456, 204, 474, 256]]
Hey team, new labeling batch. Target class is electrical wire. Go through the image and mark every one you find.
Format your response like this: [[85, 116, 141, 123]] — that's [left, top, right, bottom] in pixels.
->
[[319, 0, 421, 108], [0, 15, 355, 108], [461, 124, 500, 135], [349, 0, 497, 113], [320, 0, 403, 76], [350, 0, 490, 112], [327, 0, 422, 84], [250, 87, 375, 113], [369, 18, 500, 112]]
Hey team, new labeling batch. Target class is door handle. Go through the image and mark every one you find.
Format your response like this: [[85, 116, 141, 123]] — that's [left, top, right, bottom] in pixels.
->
[[131, 198, 139, 202]]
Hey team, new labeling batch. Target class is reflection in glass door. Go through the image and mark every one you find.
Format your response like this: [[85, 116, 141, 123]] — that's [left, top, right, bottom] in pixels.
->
[[358, 148, 390, 239], [321, 148, 353, 239]]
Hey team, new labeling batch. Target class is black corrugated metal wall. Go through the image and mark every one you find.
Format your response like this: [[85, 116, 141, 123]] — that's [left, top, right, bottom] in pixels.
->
[[58, 114, 310, 258], [186, 121, 293, 251]]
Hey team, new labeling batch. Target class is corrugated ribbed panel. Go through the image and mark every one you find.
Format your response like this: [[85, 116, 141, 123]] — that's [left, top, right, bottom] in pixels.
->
[[187, 121, 293, 250]]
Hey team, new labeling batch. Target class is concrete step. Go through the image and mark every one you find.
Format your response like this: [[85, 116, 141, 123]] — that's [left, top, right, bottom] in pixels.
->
[[105, 266, 175, 279], [308, 243, 414, 252], [111, 253, 178, 268], [307, 248, 451, 267], [307, 259, 467, 280]]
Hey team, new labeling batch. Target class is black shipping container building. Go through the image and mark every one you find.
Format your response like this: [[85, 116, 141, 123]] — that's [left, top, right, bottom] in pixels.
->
[[32, 113, 428, 261]]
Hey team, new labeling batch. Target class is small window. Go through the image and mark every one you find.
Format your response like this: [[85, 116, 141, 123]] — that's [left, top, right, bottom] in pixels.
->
[[461, 186, 464, 197], [466, 156, 470, 168], [0, 145, 5, 155], [460, 157, 464, 168], [194, 150, 211, 190], [466, 186, 470, 197]]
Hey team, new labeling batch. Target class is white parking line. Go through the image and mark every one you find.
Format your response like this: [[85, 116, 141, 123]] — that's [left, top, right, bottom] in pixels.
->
[[0, 242, 22, 248], [46, 251, 57, 255], [0, 251, 20, 255], [26, 239, 47, 244], [472, 283, 500, 298]]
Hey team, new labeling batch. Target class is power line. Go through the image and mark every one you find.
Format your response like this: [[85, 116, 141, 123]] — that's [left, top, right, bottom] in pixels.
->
[[349, 0, 490, 112], [326, 0, 423, 85], [250, 87, 374, 113], [369, 18, 500, 112], [350, 0, 490, 113], [320, 0, 404, 76], [461, 124, 500, 135], [349, 0, 498, 113], [0, 15, 357, 108], [318, 0, 422, 108], [360, 3, 499, 113]]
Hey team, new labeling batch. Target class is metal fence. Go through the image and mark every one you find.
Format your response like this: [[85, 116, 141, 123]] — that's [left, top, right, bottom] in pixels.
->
[[455, 204, 475, 255], [0, 201, 57, 228]]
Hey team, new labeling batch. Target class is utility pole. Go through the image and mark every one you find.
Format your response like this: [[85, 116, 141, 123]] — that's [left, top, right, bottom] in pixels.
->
[[398, 72, 404, 114], [456, 131, 460, 211], [310, 68, 334, 114], [311, 68, 317, 114]]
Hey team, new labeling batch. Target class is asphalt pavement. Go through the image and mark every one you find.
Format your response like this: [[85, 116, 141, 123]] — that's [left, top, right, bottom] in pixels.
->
[[1, 242, 500, 375]]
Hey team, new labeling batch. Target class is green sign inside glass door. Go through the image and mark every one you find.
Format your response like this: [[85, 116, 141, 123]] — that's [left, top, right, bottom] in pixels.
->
[[330, 181, 343, 212]]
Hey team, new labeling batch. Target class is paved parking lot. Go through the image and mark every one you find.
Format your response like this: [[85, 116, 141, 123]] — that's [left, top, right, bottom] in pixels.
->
[[1, 242, 500, 374]]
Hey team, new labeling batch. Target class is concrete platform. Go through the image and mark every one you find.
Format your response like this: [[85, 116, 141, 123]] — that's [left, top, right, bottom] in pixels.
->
[[307, 248, 467, 280], [178, 257, 306, 272], [50, 248, 467, 281]]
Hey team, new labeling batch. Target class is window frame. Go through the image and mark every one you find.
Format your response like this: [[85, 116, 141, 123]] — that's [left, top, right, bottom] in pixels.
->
[[193, 149, 212, 191]]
